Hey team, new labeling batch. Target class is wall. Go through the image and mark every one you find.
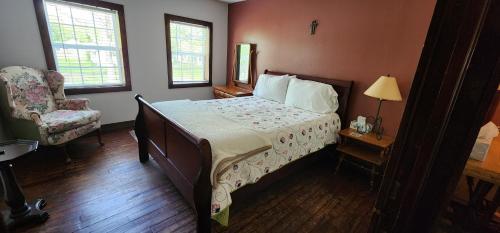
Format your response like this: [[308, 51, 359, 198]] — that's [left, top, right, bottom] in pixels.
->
[[0, 0, 228, 125], [492, 107, 500, 125], [228, 0, 436, 136]]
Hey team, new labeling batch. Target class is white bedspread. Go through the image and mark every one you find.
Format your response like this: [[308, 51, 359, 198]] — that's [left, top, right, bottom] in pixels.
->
[[152, 100, 272, 187], [152, 96, 341, 221], [191, 97, 341, 218]]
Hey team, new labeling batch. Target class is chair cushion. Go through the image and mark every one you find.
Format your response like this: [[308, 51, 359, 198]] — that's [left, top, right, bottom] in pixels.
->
[[47, 121, 101, 145], [41, 110, 101, 134]]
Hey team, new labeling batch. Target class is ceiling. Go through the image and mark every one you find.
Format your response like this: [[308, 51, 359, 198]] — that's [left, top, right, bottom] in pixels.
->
[[218, 0, 246, 3]]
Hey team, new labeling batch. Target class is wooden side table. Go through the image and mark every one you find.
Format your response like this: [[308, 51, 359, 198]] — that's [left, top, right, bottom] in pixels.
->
[[213, 85, 252, 99], [335, 128, 395, 189], [461, 136, 500, 231], [0, 140, 48, 230]]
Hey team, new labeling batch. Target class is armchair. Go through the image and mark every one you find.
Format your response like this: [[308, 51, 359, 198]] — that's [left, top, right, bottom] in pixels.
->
[[0, 66, 103, 159]]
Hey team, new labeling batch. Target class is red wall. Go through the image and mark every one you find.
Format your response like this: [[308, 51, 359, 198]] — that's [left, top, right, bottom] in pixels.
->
[[490, 92, 500, 125], [491, 106, 500, 125], [227, 0, 436, 136]]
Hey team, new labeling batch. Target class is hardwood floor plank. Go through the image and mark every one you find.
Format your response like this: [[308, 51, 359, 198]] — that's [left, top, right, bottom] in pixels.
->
[[255, 176, 330, 232], [217, 170, 321, 232], [2, 129, 375, 233]]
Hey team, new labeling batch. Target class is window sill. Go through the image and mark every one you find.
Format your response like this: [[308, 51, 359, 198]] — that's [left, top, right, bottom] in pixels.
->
[[168, 81, 212, 89], [65, 85, 132, 95]]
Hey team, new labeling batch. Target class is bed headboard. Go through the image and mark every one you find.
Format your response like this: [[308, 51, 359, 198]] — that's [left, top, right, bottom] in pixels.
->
[[264, 69, 353, 127]]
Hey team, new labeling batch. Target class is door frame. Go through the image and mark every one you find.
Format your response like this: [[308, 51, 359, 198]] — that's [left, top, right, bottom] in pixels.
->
[[370, 0, 500, 232]]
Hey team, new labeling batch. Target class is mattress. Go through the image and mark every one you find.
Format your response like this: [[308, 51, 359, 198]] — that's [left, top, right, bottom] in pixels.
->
[[191, 96, 341, 220]]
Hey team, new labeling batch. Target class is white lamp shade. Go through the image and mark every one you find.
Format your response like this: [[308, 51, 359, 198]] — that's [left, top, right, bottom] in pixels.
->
[[364, 75, 403, 101]]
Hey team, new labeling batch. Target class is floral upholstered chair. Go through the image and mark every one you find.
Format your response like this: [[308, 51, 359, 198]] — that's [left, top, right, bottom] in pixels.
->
[[0, 66, 103, 160]]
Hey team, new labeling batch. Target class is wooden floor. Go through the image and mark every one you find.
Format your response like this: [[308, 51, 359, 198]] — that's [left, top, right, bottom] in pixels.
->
[[1, 129, 375, 233]]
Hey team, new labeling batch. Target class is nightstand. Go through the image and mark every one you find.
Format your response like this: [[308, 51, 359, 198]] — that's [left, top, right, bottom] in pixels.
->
[[335, 128, 395, 189], [213, 85, 252, 99]]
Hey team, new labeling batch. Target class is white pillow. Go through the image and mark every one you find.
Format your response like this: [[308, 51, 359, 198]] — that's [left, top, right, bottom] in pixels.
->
[[285, 78, 339, 113], [253, 74, 292, 103]]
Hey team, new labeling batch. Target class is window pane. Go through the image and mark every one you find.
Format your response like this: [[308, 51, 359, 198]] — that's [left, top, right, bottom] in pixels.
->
[[58, 66, 82, 86], [78, 49, 99, 67], [80, 67, 101, 86], [74, 26, 97, 45], [99, 50, 119, 67], [60, 24, 76, 43], [55, 47, 80, 67], [93, 11, 114, 29], [43, 0, 125, 88], [169, 20, 210, 84], [71, 7, 94, 27], [95, 29, 115, 46]]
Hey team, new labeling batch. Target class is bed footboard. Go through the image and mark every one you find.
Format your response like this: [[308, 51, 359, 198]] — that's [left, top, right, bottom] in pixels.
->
[[134, 94, 212, 232]]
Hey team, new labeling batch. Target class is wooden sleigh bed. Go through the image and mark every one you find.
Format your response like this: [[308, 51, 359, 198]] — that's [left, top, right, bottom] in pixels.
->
[[134, 70, 353, 232]]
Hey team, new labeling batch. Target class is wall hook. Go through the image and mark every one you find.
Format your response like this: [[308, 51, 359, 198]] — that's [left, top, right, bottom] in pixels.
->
[[310, 20, 319, 35]]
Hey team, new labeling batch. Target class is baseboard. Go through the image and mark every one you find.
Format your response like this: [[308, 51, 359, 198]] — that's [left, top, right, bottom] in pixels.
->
[[101, 120, 134, 133]]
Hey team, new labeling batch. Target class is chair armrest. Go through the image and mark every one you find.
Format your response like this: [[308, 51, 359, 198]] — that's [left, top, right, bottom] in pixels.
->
[[29, 112, 46, 127], [56, 98, 90, 110], [10, 109, 43, 123]]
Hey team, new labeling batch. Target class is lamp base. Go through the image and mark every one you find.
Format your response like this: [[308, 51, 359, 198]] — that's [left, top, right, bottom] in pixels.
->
[[373, 116, 384, 140]]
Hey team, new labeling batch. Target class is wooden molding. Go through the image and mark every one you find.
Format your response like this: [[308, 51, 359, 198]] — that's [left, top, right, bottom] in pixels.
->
[[33, 0, 132, 95], [101, 120, 134, 133], [164, 13, 213, 89]]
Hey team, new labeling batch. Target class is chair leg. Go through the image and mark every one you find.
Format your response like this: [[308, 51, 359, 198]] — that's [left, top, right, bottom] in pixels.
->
[[97, 129, 104, 146]]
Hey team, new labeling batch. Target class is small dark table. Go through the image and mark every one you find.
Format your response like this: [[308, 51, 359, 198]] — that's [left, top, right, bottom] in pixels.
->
[[0, 140, 48, 229]]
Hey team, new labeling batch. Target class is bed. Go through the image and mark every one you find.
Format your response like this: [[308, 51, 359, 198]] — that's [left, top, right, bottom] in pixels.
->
[[134, 70, 353, 232]]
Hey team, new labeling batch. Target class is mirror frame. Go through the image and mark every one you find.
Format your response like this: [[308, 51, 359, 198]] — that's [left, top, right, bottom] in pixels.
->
[[233, 43, 257, 88]]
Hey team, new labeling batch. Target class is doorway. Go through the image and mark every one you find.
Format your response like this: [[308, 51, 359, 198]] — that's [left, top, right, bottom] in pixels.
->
[[369, 0, 500, 232]]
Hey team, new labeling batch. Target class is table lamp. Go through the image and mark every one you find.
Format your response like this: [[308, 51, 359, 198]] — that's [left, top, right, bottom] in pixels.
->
[[364, 75, 403, 139]]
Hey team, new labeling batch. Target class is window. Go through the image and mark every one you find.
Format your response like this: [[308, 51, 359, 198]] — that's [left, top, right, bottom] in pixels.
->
[[34, 0, 131, 94], [165, 14, 212, 88]]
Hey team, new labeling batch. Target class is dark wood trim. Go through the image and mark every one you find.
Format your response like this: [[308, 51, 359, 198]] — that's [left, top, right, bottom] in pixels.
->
[[33, 0, 55, 70], [134, 94, 212, 231], [164, 13, 213, 89], [264, 69, 353, 128], [64, 85, 131, 95], [370, 0, 500, 232], [33, 0, 132, 95], [101, 120, 134, 133], [165, 82, 212, 89]]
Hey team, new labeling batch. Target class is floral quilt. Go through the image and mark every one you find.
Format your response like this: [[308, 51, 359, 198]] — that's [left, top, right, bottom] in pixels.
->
[[192, 96, 341, 224]]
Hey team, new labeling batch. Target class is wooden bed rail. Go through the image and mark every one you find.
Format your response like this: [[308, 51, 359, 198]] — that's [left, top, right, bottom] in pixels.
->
[[134, 94, 213, 232]]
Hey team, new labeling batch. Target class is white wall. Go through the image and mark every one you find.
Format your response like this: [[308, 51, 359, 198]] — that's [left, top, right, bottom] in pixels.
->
[[0, 0, 228, 125]]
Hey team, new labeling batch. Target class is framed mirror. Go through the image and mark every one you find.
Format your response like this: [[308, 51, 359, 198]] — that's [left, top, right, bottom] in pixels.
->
[[233, 43, 256, 86]]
